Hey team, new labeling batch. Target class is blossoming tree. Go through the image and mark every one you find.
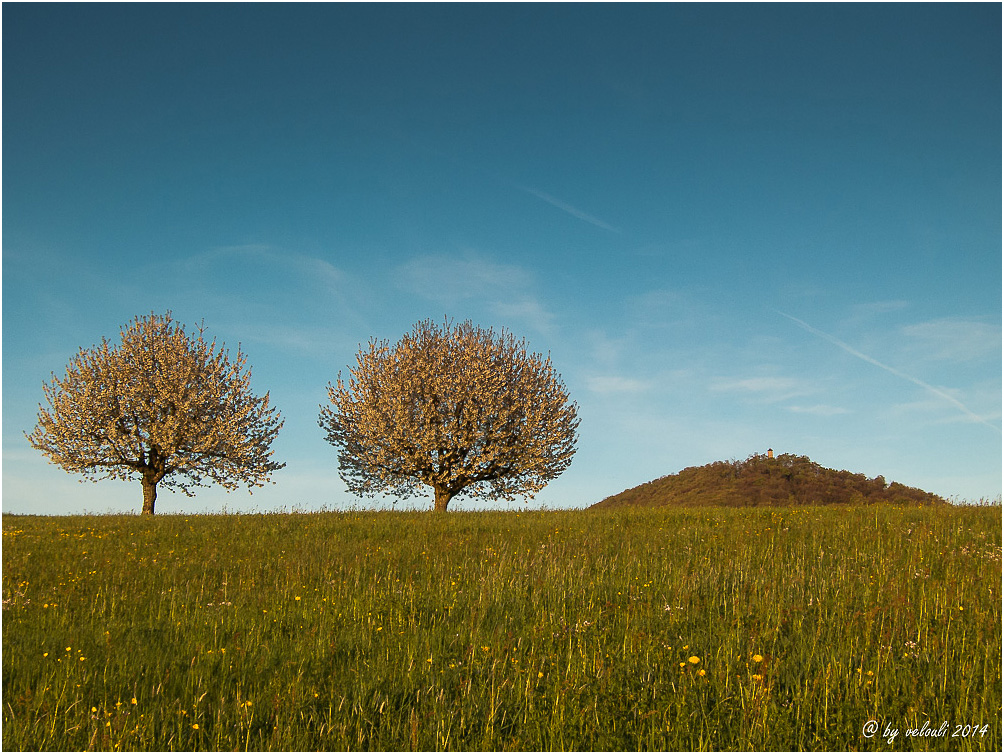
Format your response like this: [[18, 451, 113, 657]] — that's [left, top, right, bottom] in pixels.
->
[[319, 319, 579, 512], [26, 312, 284, 514]]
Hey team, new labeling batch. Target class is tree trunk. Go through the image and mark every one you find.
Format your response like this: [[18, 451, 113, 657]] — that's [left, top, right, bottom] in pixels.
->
[[142, 476, 157, 515], [433, 487, 453, 513]]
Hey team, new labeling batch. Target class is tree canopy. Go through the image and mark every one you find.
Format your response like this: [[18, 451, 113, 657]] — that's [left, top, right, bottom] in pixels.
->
[[26, 312, 284, 514], [592, 452, 947, 508], [319, 318, 579, 511]]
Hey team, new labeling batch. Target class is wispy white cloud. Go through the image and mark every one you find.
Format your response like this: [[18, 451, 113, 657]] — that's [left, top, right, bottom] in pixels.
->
[[235, 323, 346, 355], [188, 245, 346, 295], [585, 376, 652, 394], [394, 251, 556, 335], [517, 185, 622, 234], [491, 298, 556, 336], [394, 252, 530, 303], [584, 328, 644, 369], [849, 300, 910, 319], [786, 404, 851, 416], [627, 289, 700, 329], [778, 311, 998, 430], [887, 388, 1002, 428], [168, 244, 373, 355], [711, 376, 797, 392], [710, 376, 813, 401], [900, 318, 1001, 362]]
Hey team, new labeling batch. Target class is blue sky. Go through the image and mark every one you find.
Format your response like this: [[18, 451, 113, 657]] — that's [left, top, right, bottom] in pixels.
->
[[3, 3, 1000, 515]]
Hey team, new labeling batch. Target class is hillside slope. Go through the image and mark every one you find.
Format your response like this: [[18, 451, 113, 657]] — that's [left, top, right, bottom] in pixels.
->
[[591, 452, 947, 508]]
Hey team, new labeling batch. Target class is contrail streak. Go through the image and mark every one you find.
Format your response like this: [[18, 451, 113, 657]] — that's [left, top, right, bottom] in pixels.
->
[[777, 311, 997, 429], [517, 185, 622, 234]]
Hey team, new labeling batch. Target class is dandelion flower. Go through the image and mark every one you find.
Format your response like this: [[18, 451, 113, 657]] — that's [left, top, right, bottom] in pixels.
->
[[131, 698, 137, 705], [688, 656, 700, 664], [538, 671, 544, 678], [679, 662, 686, 668], [752, 654, 763, 663], [752, 674, 763, 681], [698, 669, 706, 677], [192, 724, 199, 730]]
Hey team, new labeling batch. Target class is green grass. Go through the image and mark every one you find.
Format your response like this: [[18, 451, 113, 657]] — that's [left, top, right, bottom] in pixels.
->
[[3, 504, 1000, 751]]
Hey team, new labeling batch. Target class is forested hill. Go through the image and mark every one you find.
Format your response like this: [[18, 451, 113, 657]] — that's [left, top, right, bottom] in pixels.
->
[[591, 453, 948, 508]]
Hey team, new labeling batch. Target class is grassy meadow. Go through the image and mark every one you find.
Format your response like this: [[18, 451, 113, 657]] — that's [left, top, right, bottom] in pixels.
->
[[2, 504, 1000, 751]]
